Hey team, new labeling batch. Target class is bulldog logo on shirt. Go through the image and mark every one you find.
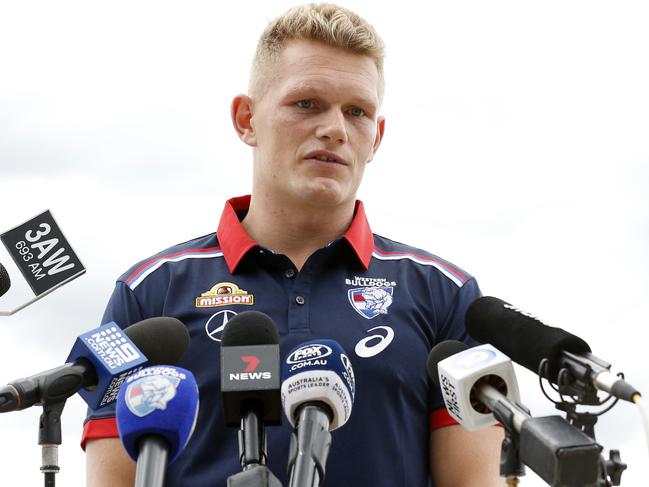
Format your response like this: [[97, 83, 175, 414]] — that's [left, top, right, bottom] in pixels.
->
[[348, 286, 394, 319]]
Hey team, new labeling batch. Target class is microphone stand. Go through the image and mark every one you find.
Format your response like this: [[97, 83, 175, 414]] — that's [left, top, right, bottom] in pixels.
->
[[286, 403, 332, 487], [489, 396, 526, 486], [38, 400, 66, 487], [227, 403, 282, 487], [134, 436, 169, 487], [540, 359, 628, 485]]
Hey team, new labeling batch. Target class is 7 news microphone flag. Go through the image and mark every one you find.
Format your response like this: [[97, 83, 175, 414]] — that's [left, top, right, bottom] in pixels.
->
[[220, 311, 283, 487], [0, 210, 85, 316]]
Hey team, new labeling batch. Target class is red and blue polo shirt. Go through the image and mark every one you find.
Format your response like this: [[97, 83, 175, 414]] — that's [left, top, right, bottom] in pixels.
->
[[82, 195, 480, 486]]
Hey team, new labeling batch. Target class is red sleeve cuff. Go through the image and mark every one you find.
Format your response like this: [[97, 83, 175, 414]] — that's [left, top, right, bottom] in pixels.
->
[[81, 417, 119, 451], [429, 408, 459, 430]]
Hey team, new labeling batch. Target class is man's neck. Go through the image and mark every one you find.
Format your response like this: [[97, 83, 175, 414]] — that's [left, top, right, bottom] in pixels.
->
[[241, 195, 355, 271]]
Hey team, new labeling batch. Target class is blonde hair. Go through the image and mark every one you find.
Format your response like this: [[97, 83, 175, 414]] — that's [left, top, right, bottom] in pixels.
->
[[249, 3, 385, 102]]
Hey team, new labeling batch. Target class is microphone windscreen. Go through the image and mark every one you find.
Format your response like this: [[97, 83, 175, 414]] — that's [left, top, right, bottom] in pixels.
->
[[427, 340, 468, 386], [281, 339, 355, 430], [124, 317, 190, 365], [0, 263, 10, 298], [221, 311, 280, 346], [116, 365, 199, 464], [465, 296, 591, 381]]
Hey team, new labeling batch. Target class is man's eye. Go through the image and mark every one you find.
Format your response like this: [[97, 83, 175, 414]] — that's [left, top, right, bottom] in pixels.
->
[[296, 100, 314, 109], [350, 107, 365, 117]]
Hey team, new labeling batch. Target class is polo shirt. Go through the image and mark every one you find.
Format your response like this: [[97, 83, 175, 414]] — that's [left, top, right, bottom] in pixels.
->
[[82, 195, 480, 486]]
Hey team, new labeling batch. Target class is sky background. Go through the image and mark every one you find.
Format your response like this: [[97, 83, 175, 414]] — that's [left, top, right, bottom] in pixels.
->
[[1, 1, 647, 485]]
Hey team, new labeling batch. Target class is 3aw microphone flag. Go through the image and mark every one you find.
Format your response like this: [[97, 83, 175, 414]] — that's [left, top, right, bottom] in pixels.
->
[[0, 210, 85, 316]]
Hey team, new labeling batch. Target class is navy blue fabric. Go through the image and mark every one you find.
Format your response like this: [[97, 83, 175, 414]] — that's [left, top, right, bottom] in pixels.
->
[[85, 209, 480, 486]]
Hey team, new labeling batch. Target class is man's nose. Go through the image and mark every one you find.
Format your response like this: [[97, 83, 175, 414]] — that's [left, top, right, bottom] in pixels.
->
[[315, 108, 348, 144]]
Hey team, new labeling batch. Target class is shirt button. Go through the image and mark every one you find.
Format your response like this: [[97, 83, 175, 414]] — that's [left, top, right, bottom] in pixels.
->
[[295, 296, 305, 305], [285, 268, 295, 278]]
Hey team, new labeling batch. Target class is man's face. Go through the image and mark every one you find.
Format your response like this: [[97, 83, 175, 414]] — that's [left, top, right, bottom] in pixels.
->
[[239, 40, 384, 209]]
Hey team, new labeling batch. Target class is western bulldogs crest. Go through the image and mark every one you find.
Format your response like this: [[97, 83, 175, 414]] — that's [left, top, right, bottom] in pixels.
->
[[125, 375, 181, 417], [348, 287, 394, 319]]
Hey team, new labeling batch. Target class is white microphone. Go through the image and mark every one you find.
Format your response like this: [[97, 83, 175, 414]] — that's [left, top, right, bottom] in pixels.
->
[[427, 340, 522, 431]]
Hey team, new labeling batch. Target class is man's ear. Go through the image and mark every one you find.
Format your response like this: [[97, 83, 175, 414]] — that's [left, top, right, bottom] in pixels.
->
[[368, 115, 385, 163], [231, 94, 257, 147]]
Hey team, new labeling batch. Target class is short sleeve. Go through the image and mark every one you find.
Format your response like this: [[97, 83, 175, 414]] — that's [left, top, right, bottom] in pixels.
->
[[428, 277, 482, 429], [81, 281, 145, 449]]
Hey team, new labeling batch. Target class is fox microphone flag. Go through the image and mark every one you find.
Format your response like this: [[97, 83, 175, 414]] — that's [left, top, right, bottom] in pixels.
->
[[0, 210, 85, 316], [281, 339, 356, 487]]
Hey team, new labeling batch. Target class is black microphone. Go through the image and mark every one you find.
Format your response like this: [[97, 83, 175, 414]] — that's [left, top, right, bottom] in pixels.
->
[[220, 311, 282, 473], [0, 317, 190, 412], [465, 296, 641, 403], [0, 263, 10, 298]]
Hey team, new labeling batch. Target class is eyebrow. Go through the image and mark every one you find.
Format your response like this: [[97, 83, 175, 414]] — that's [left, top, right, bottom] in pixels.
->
[[282, 83, 378, 111]]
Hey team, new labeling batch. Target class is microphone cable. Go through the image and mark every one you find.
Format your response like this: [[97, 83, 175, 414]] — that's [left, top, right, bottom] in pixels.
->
[[634, 395, 649, 466]]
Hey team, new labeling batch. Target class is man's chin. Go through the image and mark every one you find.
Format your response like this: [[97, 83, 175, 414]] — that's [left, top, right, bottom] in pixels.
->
[[296, 182, 352, 208]]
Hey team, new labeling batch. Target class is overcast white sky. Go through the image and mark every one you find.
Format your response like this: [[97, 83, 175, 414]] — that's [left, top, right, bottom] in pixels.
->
[[1, 1, 647, 485]]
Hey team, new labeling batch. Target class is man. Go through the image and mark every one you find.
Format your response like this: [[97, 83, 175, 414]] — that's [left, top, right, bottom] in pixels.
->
[[85, 4, 503, 486]]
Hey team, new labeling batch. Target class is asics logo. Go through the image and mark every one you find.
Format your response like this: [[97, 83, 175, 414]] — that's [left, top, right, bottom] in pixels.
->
[[355, 326, 395, 358]]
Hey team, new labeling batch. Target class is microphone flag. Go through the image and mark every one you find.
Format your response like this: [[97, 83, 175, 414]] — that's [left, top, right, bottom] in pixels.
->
[[0, 210, 85, 316]]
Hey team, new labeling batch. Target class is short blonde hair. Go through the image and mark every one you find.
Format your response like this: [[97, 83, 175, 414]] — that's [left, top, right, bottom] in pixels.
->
[[249, 3, 385, 102]]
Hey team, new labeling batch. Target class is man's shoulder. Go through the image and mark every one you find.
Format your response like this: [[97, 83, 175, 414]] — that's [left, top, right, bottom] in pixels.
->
[[116, 232, 221, 288], [371, 234, 474, 288]]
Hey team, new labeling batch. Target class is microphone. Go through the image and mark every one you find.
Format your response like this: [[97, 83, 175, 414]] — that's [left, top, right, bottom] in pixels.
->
[[0, 317, 190, 412], [0, 263, 10, 298], [220, 311, 282, 471], [281, 339, 355, 487], [428, 340, 603, 486], [465, 296, 641, 402], [116, 365, 199, 487], [427, 340, 522, 431]]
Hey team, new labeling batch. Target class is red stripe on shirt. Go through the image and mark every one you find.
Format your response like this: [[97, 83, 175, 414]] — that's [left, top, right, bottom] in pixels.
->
[[80, 417, 119, 450], [429, 408, 459, 430]]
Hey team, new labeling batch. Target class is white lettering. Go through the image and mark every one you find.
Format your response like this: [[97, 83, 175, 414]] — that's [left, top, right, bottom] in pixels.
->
[[31, 238, 59, 259], [25, 223, 51, 243], [43, 247, 75, 275]]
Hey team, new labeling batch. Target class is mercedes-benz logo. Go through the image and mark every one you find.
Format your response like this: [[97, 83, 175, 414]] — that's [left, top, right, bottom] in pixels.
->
[[205, 310, 238, 342]]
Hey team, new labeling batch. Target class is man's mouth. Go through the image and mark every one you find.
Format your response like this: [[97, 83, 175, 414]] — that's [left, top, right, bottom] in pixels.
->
[[304, 151, 347, 165]]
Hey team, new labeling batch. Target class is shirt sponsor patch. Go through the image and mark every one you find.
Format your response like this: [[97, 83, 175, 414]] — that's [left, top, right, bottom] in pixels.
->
[[195, 282, 254, 308]]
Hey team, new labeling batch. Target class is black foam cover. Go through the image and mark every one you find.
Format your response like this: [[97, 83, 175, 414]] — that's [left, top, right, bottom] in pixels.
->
[[465, 296, 591, 381], [0, 263, 10, 298], [221, 311, 280, 346], [124, 317, 190, 365], [426, 340, 468, 386]]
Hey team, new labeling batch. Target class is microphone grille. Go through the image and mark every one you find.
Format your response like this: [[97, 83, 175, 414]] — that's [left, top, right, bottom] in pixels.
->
[[221, 311, 280, 346], [0, 263, 10, 298], [124, 317, 190, 365], [427, 340, 468, 386]]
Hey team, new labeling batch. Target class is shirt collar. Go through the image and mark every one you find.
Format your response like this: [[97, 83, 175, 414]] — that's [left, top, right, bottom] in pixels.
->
[[216, 195, 374, 273]]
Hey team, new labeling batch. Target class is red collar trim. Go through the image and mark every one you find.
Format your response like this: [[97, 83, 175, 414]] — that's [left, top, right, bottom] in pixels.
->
[[216, 195, 257, 273], [216, 195, 374, 272], [343, 200, 373, 269]]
